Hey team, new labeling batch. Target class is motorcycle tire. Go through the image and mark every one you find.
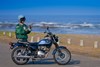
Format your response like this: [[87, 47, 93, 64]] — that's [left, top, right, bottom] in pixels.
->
[[53, 47, 71, 65], [11, 47, 29, 65]]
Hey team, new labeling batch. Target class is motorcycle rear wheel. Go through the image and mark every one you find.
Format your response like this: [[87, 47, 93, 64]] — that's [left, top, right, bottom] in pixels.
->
[[11, 47, 29, 65]]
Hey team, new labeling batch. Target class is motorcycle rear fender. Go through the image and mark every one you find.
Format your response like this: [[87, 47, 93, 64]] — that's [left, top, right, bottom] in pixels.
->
[[52, 46, 67, 55]]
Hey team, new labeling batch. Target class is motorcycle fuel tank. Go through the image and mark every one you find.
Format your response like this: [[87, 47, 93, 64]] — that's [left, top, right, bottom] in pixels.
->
[[38, 39, 52, 46]]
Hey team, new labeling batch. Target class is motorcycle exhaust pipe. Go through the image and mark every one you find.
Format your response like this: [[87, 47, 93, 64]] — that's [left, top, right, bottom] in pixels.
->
[[14, 56, 31, 59]]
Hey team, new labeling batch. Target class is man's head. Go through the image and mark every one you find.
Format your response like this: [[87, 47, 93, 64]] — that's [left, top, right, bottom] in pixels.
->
[[18, 15, 26, 24]]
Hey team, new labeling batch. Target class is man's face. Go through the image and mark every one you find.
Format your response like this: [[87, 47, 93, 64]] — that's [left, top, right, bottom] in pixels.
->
[[20, 17, 26, 23], [21, 21, 25, 24]]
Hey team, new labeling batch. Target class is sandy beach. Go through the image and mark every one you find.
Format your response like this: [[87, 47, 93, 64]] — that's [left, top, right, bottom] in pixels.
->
[[0, 31, 100, 58]]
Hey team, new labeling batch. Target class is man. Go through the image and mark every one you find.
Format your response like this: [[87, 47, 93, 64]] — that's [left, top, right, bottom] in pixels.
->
[[15, 15, 32, 42]]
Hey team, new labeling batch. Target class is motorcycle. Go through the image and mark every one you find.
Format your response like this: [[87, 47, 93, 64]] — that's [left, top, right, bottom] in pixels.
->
[[9, 27, 71, 65]]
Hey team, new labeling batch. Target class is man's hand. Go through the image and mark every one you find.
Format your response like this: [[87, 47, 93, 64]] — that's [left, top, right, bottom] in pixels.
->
[[29, 25, 32, 29]]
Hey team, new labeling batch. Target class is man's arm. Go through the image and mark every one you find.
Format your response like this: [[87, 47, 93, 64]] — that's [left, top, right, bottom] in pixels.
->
[[24, 24, 32, 34]]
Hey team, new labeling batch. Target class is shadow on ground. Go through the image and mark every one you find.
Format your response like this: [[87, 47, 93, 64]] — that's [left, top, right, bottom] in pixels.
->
[[68, 59, 80, 65], [27, 58, 55, 65], [27, 58, 80, 65]]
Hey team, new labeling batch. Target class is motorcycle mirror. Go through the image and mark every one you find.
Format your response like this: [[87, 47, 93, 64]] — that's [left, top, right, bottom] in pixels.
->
[[47, 26, 49, 30], [44, 31, 46, 33]]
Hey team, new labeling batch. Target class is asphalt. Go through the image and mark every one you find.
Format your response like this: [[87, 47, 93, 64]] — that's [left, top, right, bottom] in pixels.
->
[[0, 42, 100, 67]]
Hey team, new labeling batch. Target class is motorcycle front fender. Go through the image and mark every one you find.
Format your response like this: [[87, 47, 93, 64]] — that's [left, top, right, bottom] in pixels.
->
[[52, 46, 67, 55]]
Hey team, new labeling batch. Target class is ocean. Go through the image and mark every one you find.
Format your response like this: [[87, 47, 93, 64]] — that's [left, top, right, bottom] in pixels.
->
[[0, 15, 100, 35]]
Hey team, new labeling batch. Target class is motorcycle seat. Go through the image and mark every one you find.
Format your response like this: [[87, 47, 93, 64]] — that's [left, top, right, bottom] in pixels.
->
[[29, 42, 38, 46], [17, 42, 29, 44]]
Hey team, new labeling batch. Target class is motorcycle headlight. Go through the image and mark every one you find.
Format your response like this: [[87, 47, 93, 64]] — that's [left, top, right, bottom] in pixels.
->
[[57, 41, 59, 44]]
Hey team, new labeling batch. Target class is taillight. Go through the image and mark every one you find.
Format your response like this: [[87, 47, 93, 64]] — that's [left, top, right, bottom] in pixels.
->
[[9, 42, 13, 46], [9, 42, 14, 49]]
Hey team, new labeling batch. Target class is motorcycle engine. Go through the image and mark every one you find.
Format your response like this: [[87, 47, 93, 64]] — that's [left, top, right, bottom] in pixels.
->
[[37, 50, 45, 58], [37, 46, 47, 58]]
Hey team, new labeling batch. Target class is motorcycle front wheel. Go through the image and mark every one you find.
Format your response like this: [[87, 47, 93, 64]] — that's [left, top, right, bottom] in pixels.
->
[[11, 47, 29, 65], [53, 47, 71, 65]]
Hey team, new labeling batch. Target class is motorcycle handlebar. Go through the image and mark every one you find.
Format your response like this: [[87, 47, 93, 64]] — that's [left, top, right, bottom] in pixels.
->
[[44, 27, 52, 36]]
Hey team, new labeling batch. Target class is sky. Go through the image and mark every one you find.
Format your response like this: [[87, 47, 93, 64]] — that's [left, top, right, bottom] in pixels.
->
[[0, 0, 100, 15]]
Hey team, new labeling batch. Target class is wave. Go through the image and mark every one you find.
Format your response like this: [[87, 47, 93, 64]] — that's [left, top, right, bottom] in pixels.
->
[[32, 22, 98, 29], [0, 21, 100, 29]]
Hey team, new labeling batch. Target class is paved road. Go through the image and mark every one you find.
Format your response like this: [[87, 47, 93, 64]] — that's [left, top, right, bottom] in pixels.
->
[[0, 42, 100, 67]]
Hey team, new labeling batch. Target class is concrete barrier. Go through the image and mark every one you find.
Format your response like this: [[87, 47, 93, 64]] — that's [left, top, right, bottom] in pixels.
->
[[80, 40, 84, 46], [37, 37, 40, 42], [30, 36, 34, 42], [67, 38, 71, 44], [3, 32, 6, 36], [9, 32, 12, 37], [94, 41, 98, 48]]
